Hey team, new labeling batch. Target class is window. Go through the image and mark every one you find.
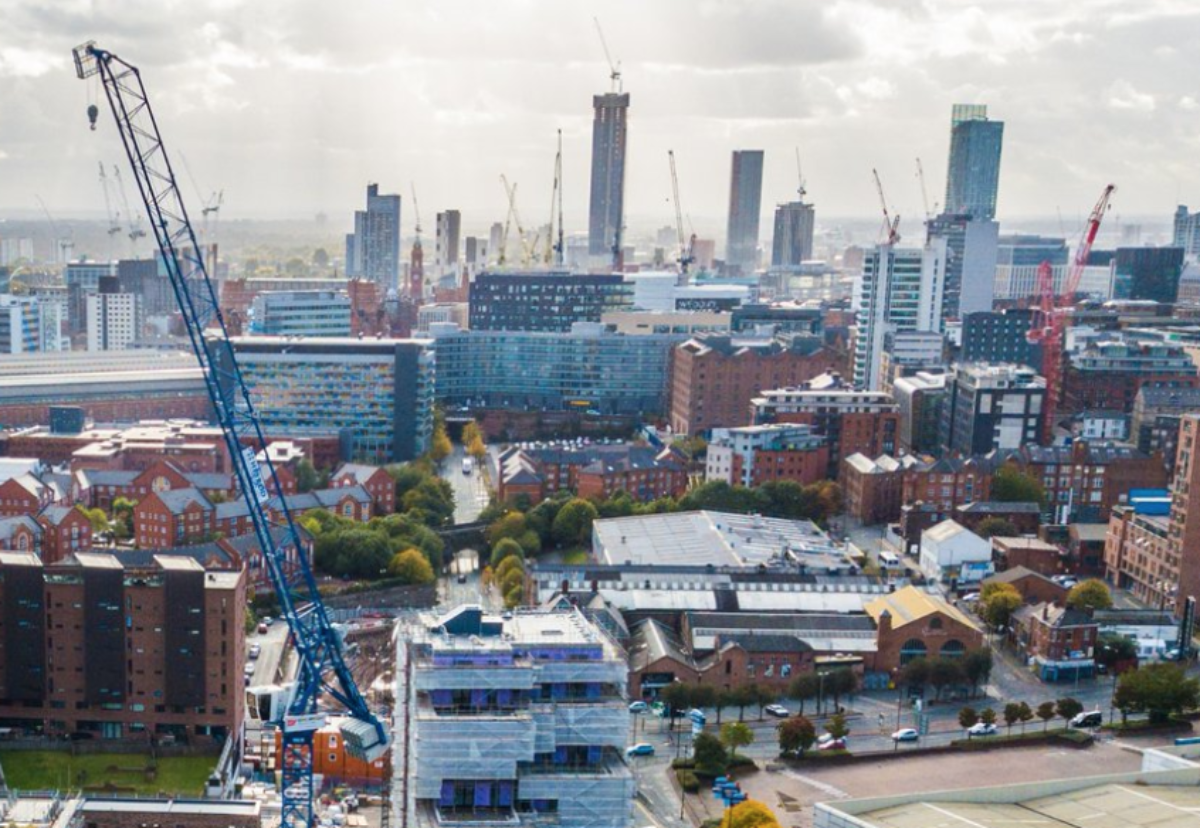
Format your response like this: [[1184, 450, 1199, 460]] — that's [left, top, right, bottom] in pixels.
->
[[899, 639, 927, 665]]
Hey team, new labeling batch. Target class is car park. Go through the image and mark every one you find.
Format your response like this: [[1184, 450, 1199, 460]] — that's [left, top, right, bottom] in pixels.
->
[[625, 743, 654, 757], [892, 728, 919, 742], [967, 722, 997, 736], [764, 704, 789, 718]]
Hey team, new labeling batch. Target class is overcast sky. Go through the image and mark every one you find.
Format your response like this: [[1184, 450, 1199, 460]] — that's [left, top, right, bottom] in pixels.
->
[[1, 0, 1197, 238]]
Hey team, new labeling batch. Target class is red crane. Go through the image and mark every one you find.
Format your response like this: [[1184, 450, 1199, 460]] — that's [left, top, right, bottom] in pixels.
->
[[1028, 184, 1116, 443]]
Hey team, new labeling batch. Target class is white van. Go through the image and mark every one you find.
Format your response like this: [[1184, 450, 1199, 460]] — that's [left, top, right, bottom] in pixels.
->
[[461, 458, 474, 475], [879, 551, 901, 570]]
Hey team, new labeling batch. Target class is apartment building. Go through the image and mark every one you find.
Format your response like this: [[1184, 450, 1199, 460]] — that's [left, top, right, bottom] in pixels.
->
[[401, 605, 634, 828], [705, 424, 829, 488], [1063, 338, 1198, 416], [0, 549, 244, 742], [939, 363, 1045, 455], [1021, 441, 1167, 524], [1104, 489, 1174, 610], [496, 444, 687, 504]]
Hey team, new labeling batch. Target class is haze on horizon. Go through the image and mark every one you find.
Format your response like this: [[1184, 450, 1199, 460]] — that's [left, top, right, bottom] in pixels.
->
[[0, 0, 1197, 238]]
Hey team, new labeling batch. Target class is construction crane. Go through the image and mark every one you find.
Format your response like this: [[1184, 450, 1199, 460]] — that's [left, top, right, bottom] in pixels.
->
[[35, 195, 74, 263], [499, 175, 535, 266], [97, 162, 122, 258], [410, 182, 424, 300], [872, 168, 901, 245], [202, 190, 224, 245], [593, 17, 622, 93], [545, 130, 564, 266], [73, 42, 388, 828], [794, 148, 807, 202], [915, 158, 935, 222], [1028, 183, 1116, 445], [668, 150, 694, 283], [111, 165, 147, 255]]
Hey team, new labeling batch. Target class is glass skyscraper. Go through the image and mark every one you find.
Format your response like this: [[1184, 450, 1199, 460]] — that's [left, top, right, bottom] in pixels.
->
[[944, 104, 1004, 220], [725, 150, 765, 274], [588, 93, 630, 259]]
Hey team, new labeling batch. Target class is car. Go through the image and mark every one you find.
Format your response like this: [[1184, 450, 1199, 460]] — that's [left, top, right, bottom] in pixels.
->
[[967, 722, 997, 736], [960, 592, 980, 604], [257, 621, 269, 635], [244, 674, 252, 687], [248, 644, 262, 660], [263, 616, 275, 626], [1070, 710, 1103, 729], [625, 743, 655, 757], [688, 709, 707, 725], [891, 728, 919, 742], [243, 662, 256, 677], [817, 736, 846, 751], [764, 704, 789, 718], [456, 573, 467, 584], [629, 701, 649, 713]]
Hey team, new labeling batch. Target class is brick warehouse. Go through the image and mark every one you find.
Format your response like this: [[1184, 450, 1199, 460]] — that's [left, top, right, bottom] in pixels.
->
[[0, 550, 244, 743]]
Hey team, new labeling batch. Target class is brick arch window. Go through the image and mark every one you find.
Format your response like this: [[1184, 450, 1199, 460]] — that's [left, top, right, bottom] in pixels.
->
[[899, 639, 927, 665], [940, 639, 966, 658]]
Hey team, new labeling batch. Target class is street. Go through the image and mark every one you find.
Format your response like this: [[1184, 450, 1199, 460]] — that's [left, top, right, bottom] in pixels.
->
[[440, 444, 490, 524], [247, 617, 291, 686]]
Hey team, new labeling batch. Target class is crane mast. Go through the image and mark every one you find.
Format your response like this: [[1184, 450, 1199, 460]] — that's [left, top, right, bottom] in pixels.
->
[[872, 168, 901, 246], [668, 150, 693, 283], [410, 182, 424, 300], [546, 130, 564, 266], [1028, 184, 1116, 444], [73, 42, 387, 828], [98, 162, 122, 258]]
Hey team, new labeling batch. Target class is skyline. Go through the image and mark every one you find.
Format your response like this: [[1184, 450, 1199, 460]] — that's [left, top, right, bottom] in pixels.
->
[[0, 1, 1198, 236]]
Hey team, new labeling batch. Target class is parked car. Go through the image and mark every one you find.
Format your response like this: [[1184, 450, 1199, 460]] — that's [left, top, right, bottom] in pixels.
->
[[1070, 711, 1103, 729], [625, 743, 655, 757], [456, 573, 468, 584], [248, 644, 262, 660], [891, 728, 919, 742], [967, 722, 997, 736], [257, 621, 269, 635], [817, 734, 847, 751], [688, 709, 707, 725], [262, 616, 275, 626], [628, 701, 649, 714], [243, 662, 257, 677], [764, 704, 789, 718]]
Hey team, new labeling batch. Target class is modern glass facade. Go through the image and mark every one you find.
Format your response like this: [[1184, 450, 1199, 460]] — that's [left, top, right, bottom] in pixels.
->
[[468, 272, 632, 333], [218, 337, 434, 463], [249, 290, 352, 337], [725, 150, 765, 273], [429, 322, 679, 415], [588, 93, 630, 259], [944, 104, 1004, 220]]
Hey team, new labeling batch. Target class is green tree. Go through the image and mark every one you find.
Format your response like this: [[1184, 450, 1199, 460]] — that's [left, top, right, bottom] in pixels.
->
[[551, 498, 599, 547], [490, 537, 525, 569], [958, 706, 979, 731], [787, 673, 819, 716], [526, 498, 564, 546], [825, 712, 850, 741], [776, 715, 816, 757], [314, 528, 392, 579], [295, 458, 322, 493], [1096, 633, 1139, 672], [112, 496, 137, 540], [486, 512, 528, 545], [730, 684, 756, 721], [979, 582, 1023, 630], [677, 481, 767, 515], [962, 649, 994, 697], [1056, 697, 1083, 727], [692, 732, 728, 775], [714, 689, 735, 725], [719, 721, 754, 761], [825, 669, 858, 712], [690, 684, 717, 716], [1065, 579, 1113, 612], [991, 465, 1046, 506], [81, 507, 110, 534], [659, 683, 693, 730], [387, 547, 435, 585], [402, 478, 455, 527], [503, 584, 524, 609], [429, 424, 452, 465], [900, 658, 931, 695], [1003, 702, 1022, 734], [1036, 701, 1057, 731], [1017, 701, 1034, 732], [979, 707, 997, 727], [1114, 662, 1200, 724], [974, 516, 1019, 539], [495, 554, 524, 585], [928, 658, 963, 701]]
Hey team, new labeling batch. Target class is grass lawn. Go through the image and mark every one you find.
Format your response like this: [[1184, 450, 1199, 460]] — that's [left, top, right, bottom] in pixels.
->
[[560, 548, 591, 565], [0, 751, 215, 796]]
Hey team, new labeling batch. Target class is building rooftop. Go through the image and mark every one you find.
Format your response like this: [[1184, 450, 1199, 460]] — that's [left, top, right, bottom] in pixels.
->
[[864, 585, 978, 631]]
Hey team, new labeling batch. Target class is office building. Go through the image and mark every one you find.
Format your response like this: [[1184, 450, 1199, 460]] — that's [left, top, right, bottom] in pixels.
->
[[435, 210, 462, 274], [668, 334, 836, 435], [218, 336, 434, 463], [1169, 414, 1200, 617], [939, 363, 1045, 455], [961, 307, 1039, 368], [854, 240, 947, 391], [771, 200, 815, 268], [428, 322, 676, 416], [249, 290, 352, 337], [345, 183, 402, 293], [943, 103, 1003, 220], [880, 331, 946, 393], [1174, 205, 1200, 261], [994, 235, 1068, 300], [86, 289, 140, 352], [0, 294, 44, 354], [0, 549, 245, 743], [1111, 246, 1185, 303], [65, 260, 117, 338], [1132, 386, 1200, 476], [588, 92, 630, 259], [724, 150, 765, 274], [1105, 489, 1175, 612], [751, 372, 900, 479], [925, 212, 999, 319], [468, 271, 631, 332], [705, 424, 829, 488], [401, 605, 634, 828], [599, 309, 730, 336], [892, 370, 947, 453], [623, 272, 750, 313], [730, 303, 823, 335], [1063, 337, 1198, 415]]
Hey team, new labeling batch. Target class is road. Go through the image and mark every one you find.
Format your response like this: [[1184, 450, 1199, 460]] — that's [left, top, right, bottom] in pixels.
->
[[247, 617, 291, 686], [441, 445, 490, 524]]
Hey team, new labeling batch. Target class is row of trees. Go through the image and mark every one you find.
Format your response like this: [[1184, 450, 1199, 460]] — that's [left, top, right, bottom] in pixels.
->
[[897, 650, 993, 700], [658, 681, 785, 725], [482, 544, 529, 609], [957, 699, 1077, 734]]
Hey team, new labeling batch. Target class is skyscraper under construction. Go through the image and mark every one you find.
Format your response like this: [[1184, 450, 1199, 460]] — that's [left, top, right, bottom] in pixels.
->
[[588, 92, 630, 262]]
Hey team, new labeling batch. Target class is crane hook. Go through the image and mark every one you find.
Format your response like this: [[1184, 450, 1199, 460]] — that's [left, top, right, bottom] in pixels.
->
[[87, 104, 99, 131]]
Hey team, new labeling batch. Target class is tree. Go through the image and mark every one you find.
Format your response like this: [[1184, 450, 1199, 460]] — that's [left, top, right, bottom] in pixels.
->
[[429, 424, 452, 465], [730, 684, 756, 721], [962, 649, 994, 697], [900, 658, 930, 695], [690, 684, 717, 717], [1056, 697, 1083, 728], [927, 658, 963, 701], [1096, 633, 1139, 673], [1036, 701, 1057, 731], [788, 673, 819, 716], [314, 528, 392, 579], [979, 707, 997, 727], [692, 732, 728, 776], [776, 715, 816, 757], [81, 507, 110, 534], [487, 512, 529, 546], [462, 421, 482, 447], [1114, 662, 1200, 724], [111, 496, 136, 540], [402, 479, 455, 527], [551, 498, 599, 547], [719, 721, 754, 761], [659, 683, 692, 729], [1003, 702, 1022, 734], [748, 684, 777, 720], [1066, 579, 1113, 612], [714, 689, 735, 724], [295, 458, 323, 493], [490, 537, 524, 569], [503, 583, 524, 609], [725, 801, 781, 828], [958, 706, 979, 731], [468, 434, 487, 463], [975, 516, 1019, 539], [979, 582, 1023, 630], [1018, 701, 1034, 733], [495, 554, 524, 585], [825, 712, 850, 741], [991, 465, 1046, 506], [825, 669, 858, 712], [387, 548, 435, 585]]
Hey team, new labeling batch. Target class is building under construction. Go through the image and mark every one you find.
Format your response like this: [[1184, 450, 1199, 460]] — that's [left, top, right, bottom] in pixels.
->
[[396, 605, 634, 828]]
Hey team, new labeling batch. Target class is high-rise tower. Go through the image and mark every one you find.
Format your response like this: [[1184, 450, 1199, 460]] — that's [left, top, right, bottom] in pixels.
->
[[944, 104, 1004, 220], [725, 150, 765, 274], [587, 92, 630, 262], [345, 183, 402, 294]]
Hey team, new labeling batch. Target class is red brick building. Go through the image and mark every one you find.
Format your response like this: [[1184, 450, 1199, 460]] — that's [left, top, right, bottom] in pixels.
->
[[705, 424, 829, 489], [953, 501, 1041, 537], [901, 455, 1002, 513], [1011, 602, 1098, 682], [1020, 441, 1167, 524], [0, 549, 245, 743], [842, 454, 912, 524], [668, 335, 836, 435], [1062, 339, 1198, 416], [134, 488, 217, 548], [0, 516, 40, 553], [863, 586, 985, 673], [78, 459, 236, 512], [991, 536, 1064, 576], [35, 505, 93, 564], [0, 474, 53, 517], [982, 566, 1068, 606], [496, 444, 687, 504], [331, 462, 396, 515]]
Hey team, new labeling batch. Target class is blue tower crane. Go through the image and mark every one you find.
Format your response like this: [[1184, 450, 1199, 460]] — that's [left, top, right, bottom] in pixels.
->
[[72, 42, 389, 828]]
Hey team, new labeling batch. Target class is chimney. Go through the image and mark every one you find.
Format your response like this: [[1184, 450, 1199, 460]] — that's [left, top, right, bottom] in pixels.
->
[[1043, 604, 1050, 620], [560, 578, 569, 597], [877, 609, 892, 635]]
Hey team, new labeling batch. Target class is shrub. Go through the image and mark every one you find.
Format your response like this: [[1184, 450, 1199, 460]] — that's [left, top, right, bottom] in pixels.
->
[[676, 769, 701, 793]]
